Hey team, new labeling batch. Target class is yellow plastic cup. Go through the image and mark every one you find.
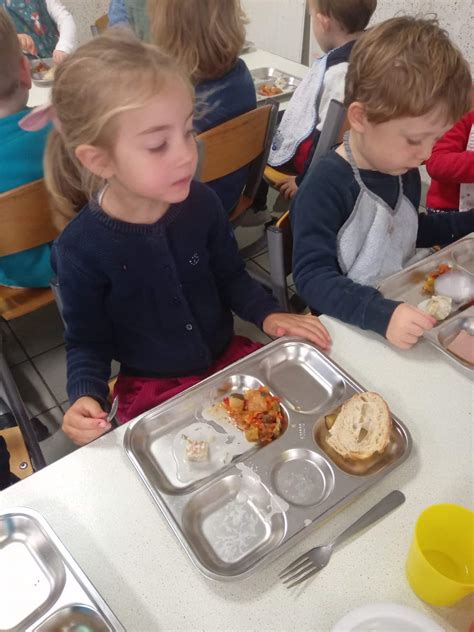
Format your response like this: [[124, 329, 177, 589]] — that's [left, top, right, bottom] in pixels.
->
[[406, 503, 474, 606]]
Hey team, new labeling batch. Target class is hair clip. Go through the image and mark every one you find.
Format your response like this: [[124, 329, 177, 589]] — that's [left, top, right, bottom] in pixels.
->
[[19, 103, 62, 133]]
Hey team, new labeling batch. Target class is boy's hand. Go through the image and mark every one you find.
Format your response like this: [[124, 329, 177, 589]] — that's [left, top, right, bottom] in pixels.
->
[[386, 303, 436, 349], [18, 34, 37, 55], [53, 49, 68, 64], [278, 176, 298, 200], [63, 396, 111, 446], [263, 312, 331, 351]]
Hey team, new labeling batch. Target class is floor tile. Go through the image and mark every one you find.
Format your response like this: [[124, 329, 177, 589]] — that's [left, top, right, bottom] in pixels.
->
[[1, 322, 27, 367], [252, 251, 294, 287], [233, 316, 272, 345], [234, 224, 267, 251], [32, 345, 68, 405], [37, 407, 78, 465], [10, 303, 65, 359], [10, 360, 56, 416]]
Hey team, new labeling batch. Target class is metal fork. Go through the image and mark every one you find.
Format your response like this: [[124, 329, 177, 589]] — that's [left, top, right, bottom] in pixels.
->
[[280, 490, 405, 588]]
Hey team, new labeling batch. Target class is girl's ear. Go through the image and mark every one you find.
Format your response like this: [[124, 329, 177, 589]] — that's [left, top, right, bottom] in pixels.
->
[[75, 144, 114, 179], [347, 102, 369, 133]]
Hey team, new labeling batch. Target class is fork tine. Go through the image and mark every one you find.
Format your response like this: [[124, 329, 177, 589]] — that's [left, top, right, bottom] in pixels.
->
[[281, 561, 314, 585], [285, 565, 320, 589], [280, 557, 311, 581], [278, 551, 310, 577]]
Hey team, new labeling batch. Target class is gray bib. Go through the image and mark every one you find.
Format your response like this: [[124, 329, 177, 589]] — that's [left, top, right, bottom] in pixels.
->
[[337, 135, 418, 287]]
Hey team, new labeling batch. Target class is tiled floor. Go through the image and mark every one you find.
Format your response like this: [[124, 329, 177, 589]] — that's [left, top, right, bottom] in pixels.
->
[[1, 221, 281, 468]]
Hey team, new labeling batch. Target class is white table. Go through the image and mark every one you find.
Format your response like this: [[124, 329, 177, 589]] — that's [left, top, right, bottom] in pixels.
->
[[27, 48, 308, 111], [1, 320, 472, 632]]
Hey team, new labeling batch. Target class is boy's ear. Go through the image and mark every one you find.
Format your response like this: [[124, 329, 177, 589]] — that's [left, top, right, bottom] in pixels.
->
[[317, 12, 331, 32], [75, 144, 114, 179], [19, 55, 32, 90], [347, 102, 369, 133]]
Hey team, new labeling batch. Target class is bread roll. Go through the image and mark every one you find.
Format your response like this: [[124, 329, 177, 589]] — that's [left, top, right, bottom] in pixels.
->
[[326, 392, 391, 460]]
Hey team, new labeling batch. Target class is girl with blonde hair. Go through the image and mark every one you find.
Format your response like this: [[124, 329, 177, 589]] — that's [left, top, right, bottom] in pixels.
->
[[149, 0, 256, 214], [22, 30, 330, 445]]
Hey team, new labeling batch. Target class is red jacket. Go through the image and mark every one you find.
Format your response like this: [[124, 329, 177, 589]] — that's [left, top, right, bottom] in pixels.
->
[[426, 110, 474, 210]]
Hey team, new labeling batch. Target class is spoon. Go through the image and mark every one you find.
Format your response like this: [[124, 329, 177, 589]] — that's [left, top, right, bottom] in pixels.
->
[[107, 396, 119, 428]]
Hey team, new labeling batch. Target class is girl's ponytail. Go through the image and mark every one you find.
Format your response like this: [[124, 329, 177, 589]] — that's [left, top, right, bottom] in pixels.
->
[[44, 129, 89, 227]]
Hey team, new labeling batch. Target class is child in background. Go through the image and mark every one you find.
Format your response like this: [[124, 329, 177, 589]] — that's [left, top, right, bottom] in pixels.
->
[[426, 109, 474, 213], [1, 0, 76, 63], [108, 0, 129, 29], [270, 0, 377, 201], [0, 8, 52, 288], [291, 17, 473, 350], [149, 0, 256, 215], [26, 31, 330, 445]]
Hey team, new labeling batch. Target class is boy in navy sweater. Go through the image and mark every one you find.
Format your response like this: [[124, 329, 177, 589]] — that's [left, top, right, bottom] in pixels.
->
[[292, 17, 474, 349]]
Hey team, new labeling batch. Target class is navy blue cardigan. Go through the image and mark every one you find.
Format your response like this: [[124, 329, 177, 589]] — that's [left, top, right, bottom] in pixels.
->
[[52, 182, 279, 406]]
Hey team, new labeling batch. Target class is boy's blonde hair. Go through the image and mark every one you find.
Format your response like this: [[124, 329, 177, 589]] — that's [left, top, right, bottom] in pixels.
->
[[148, 0, 247, 83], [0, 8, 22, 100], [44, 29, 192, 224], [310, 0, 377, 34], [345, 16, 472, 124]]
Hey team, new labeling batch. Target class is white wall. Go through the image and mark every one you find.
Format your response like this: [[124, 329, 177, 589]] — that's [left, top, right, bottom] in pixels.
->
[[310, 0, 473, 70], [61, 0, 108, 46]]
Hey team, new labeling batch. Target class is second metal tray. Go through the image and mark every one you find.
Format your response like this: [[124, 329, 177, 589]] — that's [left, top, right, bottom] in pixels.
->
[[124, 337, 412, 581], [378, 234, 474, 373], [0, 507, 124, 632], [250, 67, 301, 104]]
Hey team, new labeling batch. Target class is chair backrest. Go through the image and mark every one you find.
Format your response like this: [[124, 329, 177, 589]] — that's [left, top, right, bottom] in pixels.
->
[[0, 179, 59, 257], [310, 99, 348, 166], [266, 210, 292, 311], [91, 14, 109, 36], [196, 103, 279, 217], [0, 180, 59, 257]]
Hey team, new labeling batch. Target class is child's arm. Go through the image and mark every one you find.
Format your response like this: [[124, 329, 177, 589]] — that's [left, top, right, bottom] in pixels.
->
[[45, 0, 77, 59], [426, 113, 474, 184], [206, 190, 330, 349], [52, 245, 114, 443], [417, 209, 474, 248], [291, 160, 435, 347]]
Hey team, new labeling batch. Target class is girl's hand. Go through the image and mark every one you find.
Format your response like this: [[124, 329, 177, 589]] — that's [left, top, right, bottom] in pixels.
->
[[262, 312, 331, 351], [278, 176, 298, 200], [18, 34, 37, 55], [63, 396, 111, 446], [53, 49, 68, 64]]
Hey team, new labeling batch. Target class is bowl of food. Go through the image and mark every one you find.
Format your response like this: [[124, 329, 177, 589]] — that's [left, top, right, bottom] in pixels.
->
[[30, 58, 55, 86]]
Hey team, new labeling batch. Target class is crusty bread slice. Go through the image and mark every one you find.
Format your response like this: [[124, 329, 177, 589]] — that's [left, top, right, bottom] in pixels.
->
[[326, 392, 391, 460]]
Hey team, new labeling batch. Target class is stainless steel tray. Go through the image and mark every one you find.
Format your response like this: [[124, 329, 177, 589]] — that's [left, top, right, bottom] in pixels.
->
[[378, 234, 474, 373], [124, 337, 412, 581], [250, 67, 301, 104], [0, 507, 124, 632]]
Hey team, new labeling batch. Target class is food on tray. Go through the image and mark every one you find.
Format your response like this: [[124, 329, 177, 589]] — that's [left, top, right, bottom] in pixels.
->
[[435, 269, 474, 304], [221, 386, 284, 444], [183, 436, 209, 462], [446, 330, 474, 366], [258, 83, 283, 97], [33, 61, 55, 81], [422, 263, 452, 294], [417, 295, 452, 320], [325, 392, 391, 460]]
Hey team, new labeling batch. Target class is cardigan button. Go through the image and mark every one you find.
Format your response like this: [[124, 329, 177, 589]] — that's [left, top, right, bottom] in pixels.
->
[[185, 323, 193, 331]]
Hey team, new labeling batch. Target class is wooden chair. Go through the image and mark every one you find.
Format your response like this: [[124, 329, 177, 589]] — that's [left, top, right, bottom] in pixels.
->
[[0, 179, 60, 471], [264, 99, 349, 189], [263, 100, 349, 311], [196, 102, 279, 258], [90, 14, 109, 36]]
